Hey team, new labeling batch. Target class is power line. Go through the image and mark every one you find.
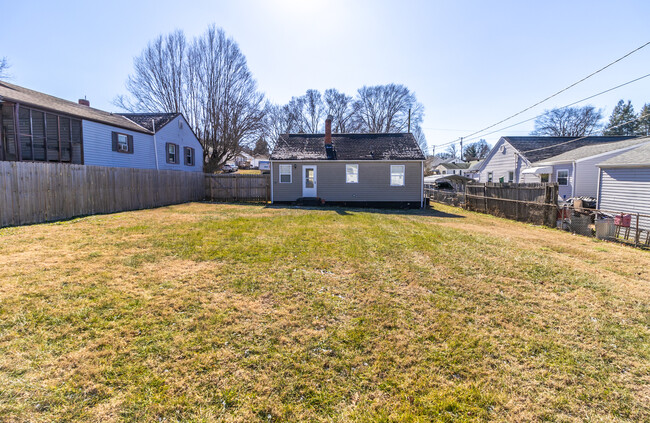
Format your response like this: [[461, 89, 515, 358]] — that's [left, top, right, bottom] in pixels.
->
[[429, 71, 650, 153], [443, 40, 650, 145]]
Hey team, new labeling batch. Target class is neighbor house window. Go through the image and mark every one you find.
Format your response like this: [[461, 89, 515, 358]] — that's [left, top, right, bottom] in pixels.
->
[[508, 171, 514, 182], [279, 164, 292, 183], [346, 164, 358, 183], [184, 147, 195, 166], [540, 174, 549, 183], [390, 165, 405, 186], [166, 143, 179, 164], [487, 172, 493, 182], [112, 131, 133, 154], [557, 169, 568, 186]]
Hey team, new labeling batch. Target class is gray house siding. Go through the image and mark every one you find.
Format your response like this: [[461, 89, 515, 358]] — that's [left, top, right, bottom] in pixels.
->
[[478, 139, 527, 183], [598, 168, 650, 230], [272, 161, 423, 203], [555, 163, 573, 200], [154, 115, 203, 172]]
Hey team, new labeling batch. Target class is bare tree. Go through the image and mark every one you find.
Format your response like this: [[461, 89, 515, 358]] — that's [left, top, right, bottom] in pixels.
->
[[262, 102, 298, 149], [463, 139, 490, 161], [115, 31, 186, 113], [324, 88, 358, 133], [412, 124, 427, 153], [445, 143, 458, 160], [0, 57, 10, 78], [116, 26, 265, 172], [531, 106, 603, 137], [354, 84, 423, 133]]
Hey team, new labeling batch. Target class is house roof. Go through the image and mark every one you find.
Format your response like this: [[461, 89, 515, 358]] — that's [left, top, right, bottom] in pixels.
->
[[270, 133, 425, 161], [535, 137, 650, 164], [118, 113, 180, 132], [467, 160, 484, 171], [438, 162, 471, 170], [502, 136, 637, 163], [0, 81, 151, 134], [597, 141, 650, 168]]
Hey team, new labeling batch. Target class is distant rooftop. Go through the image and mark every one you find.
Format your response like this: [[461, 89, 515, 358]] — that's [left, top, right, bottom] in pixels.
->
[[597, 140, 650, 168], [536, 137, 650, 164], [503, 136, 638, 163]]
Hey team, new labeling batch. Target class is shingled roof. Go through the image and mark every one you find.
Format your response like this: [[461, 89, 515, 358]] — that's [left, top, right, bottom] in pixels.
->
[[270, 133, 425, 161], [119, 113, 180, 132], [0, 81, 151, 134], [502, 136, 637, 163], [597, 140, 650, 168]]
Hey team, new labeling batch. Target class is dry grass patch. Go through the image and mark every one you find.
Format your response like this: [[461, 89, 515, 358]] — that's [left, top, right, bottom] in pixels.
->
[[0, 202, 648, 422]]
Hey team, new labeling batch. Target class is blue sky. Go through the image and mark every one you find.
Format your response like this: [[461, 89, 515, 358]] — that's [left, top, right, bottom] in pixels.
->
[[1, 0, 649, 154]]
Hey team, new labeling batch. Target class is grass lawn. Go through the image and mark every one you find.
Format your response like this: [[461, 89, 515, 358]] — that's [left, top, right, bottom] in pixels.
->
[[0, 203, 648, 422]]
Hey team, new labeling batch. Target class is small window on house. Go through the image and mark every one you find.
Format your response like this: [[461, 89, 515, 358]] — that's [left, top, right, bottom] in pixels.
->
[[346, 164, 358, 183], [487, 172, 493, 183], [390, 165, 405, 186], [508, 171, 514, 182], [540, 173, 549, 183], [279, 164, 292, 183], [112, 131, 132, 154], [166, 143, 179, 164], [557, 169, 569, 186], [184, 147, 195, 166]]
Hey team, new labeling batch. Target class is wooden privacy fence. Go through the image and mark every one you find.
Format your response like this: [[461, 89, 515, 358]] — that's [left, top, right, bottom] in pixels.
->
[[465, 183, 558, 227], [1, 161, 204, 227], [205, 173, 270, 202]]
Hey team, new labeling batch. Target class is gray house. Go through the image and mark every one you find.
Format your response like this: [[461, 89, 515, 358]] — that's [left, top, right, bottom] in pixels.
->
[[476, 136, 636, 193], [597, 140, 650, 230], [270, 117, 426, 208]]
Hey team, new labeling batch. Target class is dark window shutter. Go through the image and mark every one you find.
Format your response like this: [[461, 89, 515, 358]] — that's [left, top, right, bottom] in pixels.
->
[[175, 144, 180, 164], [111, 132, 118, 151], [127, 135, 134, 154], [191, 148, 195, 166]]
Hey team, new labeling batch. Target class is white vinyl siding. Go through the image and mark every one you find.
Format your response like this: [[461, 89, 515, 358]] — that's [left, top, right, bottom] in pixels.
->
[[390, 165, 405, 186], [279, 164, 292, 183], [346, 164, 358, 183], [598, 168, 650, 230]]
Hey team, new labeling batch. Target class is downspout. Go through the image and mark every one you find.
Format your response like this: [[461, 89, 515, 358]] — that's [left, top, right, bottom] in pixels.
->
[[270, 161, 274, 203], [152, 119, 159, 170], [571, 161, 576, 198], [596, 166, 602, 208], [420, 160, 424, 208]]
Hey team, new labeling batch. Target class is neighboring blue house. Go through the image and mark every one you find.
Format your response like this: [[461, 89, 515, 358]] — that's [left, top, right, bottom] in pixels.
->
[[0, 81, 203, 172]]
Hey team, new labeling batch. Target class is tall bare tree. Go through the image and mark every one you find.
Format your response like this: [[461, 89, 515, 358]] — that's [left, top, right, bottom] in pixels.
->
[[262, 102, 298, 149], [412, 125, 427, 153], [324, 88, 358, 133], [531, 106, 603, 137], [354, 84, 423, 133], [463, 139, 490, 160], [116, 25, 265, 172]]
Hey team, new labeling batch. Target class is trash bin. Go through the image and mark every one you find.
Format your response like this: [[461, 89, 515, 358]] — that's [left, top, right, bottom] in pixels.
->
[[570, 215, 593, 237], [595, 218, 615, 240]]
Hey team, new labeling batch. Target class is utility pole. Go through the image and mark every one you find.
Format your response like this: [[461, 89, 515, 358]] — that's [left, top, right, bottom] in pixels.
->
[[459, 137, 463, 161], [408, 108, 411, 133]]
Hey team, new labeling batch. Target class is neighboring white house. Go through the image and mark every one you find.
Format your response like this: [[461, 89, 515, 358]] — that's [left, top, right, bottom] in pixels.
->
[[524, 137, 650, 199], [596, 140, 650, 230], [475, 136, 637, 191]]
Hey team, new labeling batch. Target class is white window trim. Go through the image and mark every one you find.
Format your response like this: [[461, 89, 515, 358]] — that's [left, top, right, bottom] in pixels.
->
[[508, 171, 514, 183], [346, 164, 359, 183], [557, 169, 569, 186], [390, 165, 405, 187], [487, 171, 493, 183], [279, 164, 292, 184]]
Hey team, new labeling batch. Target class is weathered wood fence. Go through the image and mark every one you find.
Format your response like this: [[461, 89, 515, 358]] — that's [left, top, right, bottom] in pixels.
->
[[205, 173, 270, 202], [0, 162, 273, 228], [465, 183, 558, 227]]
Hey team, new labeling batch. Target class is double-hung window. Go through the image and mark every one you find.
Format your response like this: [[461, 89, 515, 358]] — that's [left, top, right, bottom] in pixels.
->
[[166, 143, 179, 164], [557, 169, 569, 186], [184, 147, 195, 166], [279, 164, 292, 183], [390, 165, 405, 186], [346, 164, 359, 183], [487, 172, 493, 183], [508, 171, 514, 182]]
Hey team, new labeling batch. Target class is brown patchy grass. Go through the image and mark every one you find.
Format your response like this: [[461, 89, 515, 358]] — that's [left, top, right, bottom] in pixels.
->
[[0, 202, 648, 422]]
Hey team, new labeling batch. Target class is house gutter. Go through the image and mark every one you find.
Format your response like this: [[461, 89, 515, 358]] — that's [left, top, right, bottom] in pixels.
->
[[270, 161, 274, 204], [152, 119, 159, 170], [420, 160, 424, 208]]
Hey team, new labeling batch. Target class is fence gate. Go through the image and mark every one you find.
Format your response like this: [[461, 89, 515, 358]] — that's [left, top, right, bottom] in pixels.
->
[[205, 174, 270, 202]]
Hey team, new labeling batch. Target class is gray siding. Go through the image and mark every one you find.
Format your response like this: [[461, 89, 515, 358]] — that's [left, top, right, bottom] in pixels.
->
[[598, 167, 650, 230], [555, 164, 573, 200], [272, 161, 423, 203], [479, 140, 527, 183]]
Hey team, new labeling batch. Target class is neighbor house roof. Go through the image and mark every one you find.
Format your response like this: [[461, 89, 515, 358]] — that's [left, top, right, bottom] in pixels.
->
[[597, 142, 650, 168], [467, 160, 484, 171], [535, 137, 650, 164], [0, 81, 151, 134], [270, 133, 425, 161], [118, 113, 180, 132], [438, 162, 471, 170], [502, 136, 637, 163]]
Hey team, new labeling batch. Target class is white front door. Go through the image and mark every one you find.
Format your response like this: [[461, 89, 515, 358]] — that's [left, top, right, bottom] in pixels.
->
[[302, 165, 317, 197]]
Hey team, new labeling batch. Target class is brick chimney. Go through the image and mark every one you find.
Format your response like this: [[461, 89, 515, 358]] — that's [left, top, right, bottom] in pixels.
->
[[78, 98, 90, 107], [325, 115, 332, 146]]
